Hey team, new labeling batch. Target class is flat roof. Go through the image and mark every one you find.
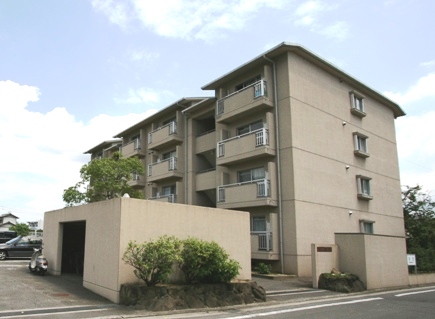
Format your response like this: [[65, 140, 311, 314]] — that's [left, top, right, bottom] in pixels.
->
[[202, 42, 405, 118]]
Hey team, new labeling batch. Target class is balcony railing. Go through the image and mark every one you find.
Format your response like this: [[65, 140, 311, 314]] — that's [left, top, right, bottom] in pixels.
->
[[216, 80, 268, 118], [148, 194, 176, 203], [217, 128, 269, 158], [217, 179, 270, 202], [257, 232, 273, 251], [148, 121, 177, 144], [148, 157, 177, 177], [121, 138, 144, 157]]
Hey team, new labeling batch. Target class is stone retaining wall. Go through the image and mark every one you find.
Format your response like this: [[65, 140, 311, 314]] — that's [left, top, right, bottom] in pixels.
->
[[120, 282, 266, 311]]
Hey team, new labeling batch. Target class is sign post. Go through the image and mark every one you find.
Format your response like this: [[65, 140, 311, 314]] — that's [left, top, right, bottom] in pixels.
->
[[407, 254, 417, 274]]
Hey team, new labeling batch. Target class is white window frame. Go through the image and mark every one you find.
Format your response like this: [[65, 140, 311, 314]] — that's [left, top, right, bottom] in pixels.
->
[[350, 90, 366, 117], [356, 175, 373, 200], [353, 132, 369, 158]]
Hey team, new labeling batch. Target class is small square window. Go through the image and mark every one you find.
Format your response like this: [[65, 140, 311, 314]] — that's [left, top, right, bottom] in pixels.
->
[[353, 132, 369, 158], [350, 91, 366, 117], [360, 220, 375, 234], [356, 175, 373, 200]]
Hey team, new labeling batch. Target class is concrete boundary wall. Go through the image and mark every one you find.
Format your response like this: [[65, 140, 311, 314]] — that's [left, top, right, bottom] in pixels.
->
[[335, 233, 408, 290], [44, 198, 251, 303], [409, 273, 435, 286]]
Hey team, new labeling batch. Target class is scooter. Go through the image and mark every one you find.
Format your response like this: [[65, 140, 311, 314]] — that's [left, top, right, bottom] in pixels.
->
[[28, 247, 48, 275]]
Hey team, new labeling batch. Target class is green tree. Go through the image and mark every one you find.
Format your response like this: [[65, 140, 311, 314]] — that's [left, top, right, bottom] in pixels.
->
[[9, 223, 31, 236], [63, 152, 145, 206], [402, 185, 435, 272]]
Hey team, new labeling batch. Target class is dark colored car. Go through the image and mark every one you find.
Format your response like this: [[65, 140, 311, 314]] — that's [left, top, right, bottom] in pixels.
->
[[0, 236, 42, 260], [0, 231, 18, 244]]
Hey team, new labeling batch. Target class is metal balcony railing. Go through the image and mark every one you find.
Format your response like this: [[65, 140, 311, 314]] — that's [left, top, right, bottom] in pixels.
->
[[217, 128, 269, 157], [257, 232, 273, 251], [148, 121, 177, 144], [149, 194, 176, 203], [147, 157, 178, 177], [216, 80, 267, 116], [217, 179, 271, 202]]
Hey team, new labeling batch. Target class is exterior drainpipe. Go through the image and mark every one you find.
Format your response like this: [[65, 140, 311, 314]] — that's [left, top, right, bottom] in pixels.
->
[[263, 54, 285, 274], [184, 112, 188, 204]]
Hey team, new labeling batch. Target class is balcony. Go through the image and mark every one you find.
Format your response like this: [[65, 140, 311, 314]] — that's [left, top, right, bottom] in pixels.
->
[[195, 130, 216, 154], [148, 121, 183, 150], [147, 157, 183, 182], [148, 194, 177, 203], [128, 174, 146, 188], [195, 169, 216, 191], [250, 232, 279, 260], [121, 138, 146, 158], [217, 128, 275, 165], [216, 80, 273, 123], [216, 179, 277, 209]]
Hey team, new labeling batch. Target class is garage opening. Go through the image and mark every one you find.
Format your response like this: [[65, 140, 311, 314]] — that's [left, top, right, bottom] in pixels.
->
[[61, 221, 86, 276]]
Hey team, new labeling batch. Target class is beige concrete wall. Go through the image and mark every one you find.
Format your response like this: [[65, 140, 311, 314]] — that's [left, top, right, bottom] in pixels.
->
[[409, 273, 435, 286], [335, 233, 408, 289], [44, 198, 251, 303]]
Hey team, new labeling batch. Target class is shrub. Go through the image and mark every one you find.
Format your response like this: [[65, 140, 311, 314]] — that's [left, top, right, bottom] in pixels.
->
[[122, 236, 181, 286], [179, 237, 240, 284], [257, 262, 272, 274]]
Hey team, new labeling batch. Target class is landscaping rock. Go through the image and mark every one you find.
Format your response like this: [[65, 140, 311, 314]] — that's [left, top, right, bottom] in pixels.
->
[[120, 281, 266, 311], [318, 273, 366, 293]]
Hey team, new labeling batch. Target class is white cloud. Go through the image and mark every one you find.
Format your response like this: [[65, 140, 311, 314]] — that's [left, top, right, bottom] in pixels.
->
[[91, 0, 133, 29], [391, 75, 435, 194], [114, 87, 174, 104], [129, 48, 160, 63], [384, 73, 435, 105], [420, 60, 435, 67], [397, 123, 435, 192], [93, 0, 288, 41], [293, 0, 349, 41], [0, 80, 156, 222]]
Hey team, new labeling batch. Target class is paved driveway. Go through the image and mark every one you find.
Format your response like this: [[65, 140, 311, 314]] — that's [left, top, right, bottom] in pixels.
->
[[0, 259, 123, 318]]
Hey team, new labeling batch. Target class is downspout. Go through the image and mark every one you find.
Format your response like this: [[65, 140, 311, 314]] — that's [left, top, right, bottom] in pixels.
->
[[263, 54, 285, 274], [184, 112, 188, 204]]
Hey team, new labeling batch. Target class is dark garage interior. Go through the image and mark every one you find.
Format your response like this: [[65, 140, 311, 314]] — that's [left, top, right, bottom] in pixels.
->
[[61, 221, 86, 276]]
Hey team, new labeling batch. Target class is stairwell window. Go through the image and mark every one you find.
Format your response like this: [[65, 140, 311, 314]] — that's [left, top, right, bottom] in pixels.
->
[[356, 175, 373, 200], [353, 132, 369, 158], [360, 219, 375, 234], [350, 90, 366, 117]]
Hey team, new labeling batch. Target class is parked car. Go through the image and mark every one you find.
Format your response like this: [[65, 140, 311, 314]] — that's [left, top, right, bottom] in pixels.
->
[[0, 236, 42, 260], [0, 231, 18, 244]]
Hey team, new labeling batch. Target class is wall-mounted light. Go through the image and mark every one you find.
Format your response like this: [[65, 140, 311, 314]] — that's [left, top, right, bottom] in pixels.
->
[[342, 121, 347, 126], [346, 165, 350, 170]]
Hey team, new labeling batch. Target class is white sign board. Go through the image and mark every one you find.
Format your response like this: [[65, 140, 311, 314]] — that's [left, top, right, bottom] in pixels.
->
[[407, 254, 416, 266]]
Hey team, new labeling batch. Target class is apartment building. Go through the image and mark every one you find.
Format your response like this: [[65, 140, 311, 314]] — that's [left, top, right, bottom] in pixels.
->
[[86, 43, 406, 278]]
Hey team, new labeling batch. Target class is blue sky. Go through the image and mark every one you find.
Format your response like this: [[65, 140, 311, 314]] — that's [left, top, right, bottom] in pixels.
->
[[1, 0, 434, 223]]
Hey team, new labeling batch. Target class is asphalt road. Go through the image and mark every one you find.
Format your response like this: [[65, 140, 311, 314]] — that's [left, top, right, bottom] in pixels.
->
[[1, 259, 434, 319]]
